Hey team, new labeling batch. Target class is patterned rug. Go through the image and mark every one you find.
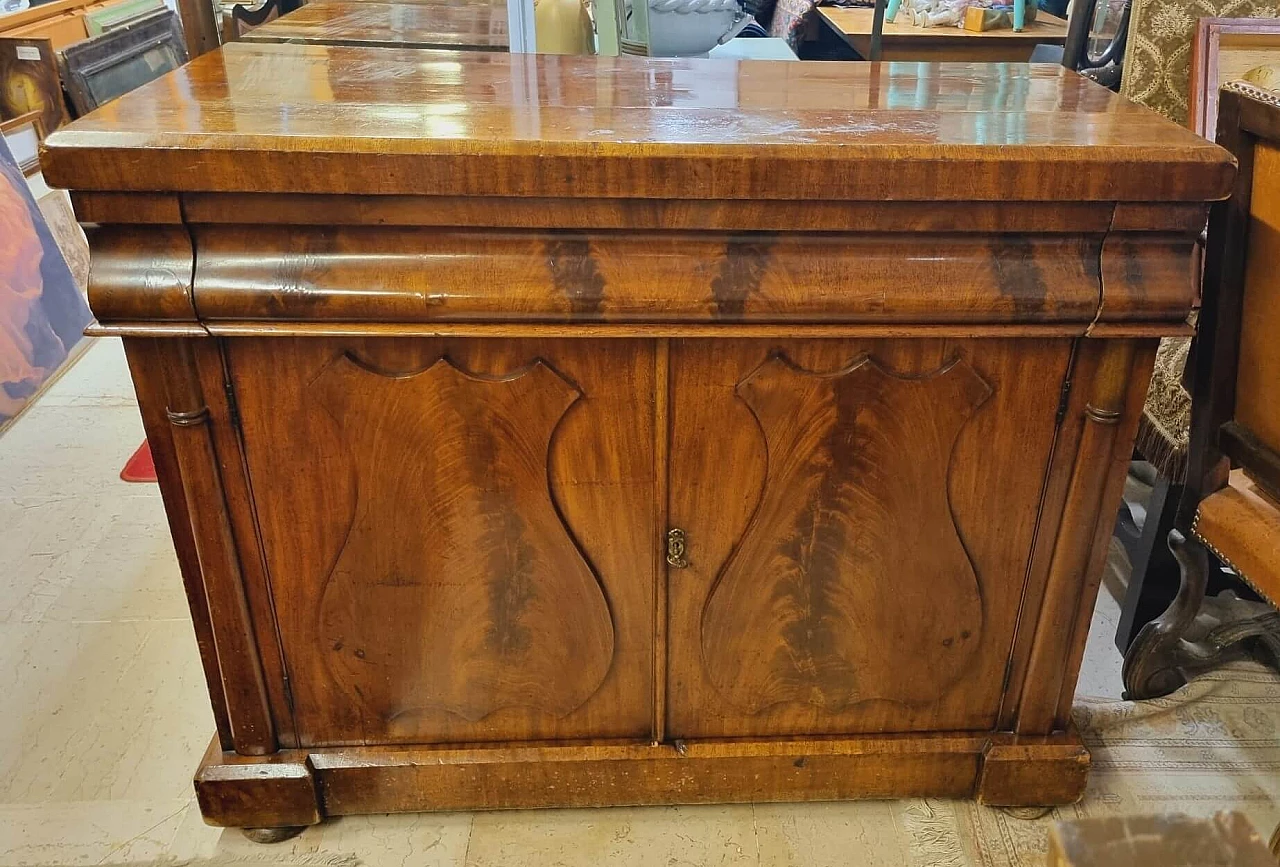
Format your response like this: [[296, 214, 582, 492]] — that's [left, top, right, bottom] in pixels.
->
[[922, 663, 1280, 866], [160, 547, 1280, 867], [906, 536, 1280, 866], [170, 663, 1280, 867]]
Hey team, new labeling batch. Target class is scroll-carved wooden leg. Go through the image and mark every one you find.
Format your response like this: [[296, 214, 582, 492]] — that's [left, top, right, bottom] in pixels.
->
[[1115, 473, 1185, 653], [1121, 530, 1208, 699], [1122, 530, 1280, 700]]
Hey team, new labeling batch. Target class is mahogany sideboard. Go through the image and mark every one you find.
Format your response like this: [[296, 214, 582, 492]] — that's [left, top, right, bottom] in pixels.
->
[[42, 45, 1234, 838]]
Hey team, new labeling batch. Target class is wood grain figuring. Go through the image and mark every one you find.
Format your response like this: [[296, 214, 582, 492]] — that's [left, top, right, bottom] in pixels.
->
[[311, 355, 614, 723], [227, 338, 654, 746], [700, 354, 990, 713], [667, 338, 1071, 738], [187, 322, 1150, 339], [192, 729, 1091, 823], [71, 192, 183, 224], [1096, 233, 1201, 326], [194, 739, 320, 829], [1109, 202, 1211, 233], [86, 226, 196, 323], [188, 227, 1104, 325], [976, 742, 1089, 806], [240, 0, 509, 50], [42, 45, 1235, 202], [179, 195, 1118, 233]]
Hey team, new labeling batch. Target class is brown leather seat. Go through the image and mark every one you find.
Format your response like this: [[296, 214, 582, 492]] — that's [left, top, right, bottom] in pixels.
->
[[1194, 470, 1280, 606]]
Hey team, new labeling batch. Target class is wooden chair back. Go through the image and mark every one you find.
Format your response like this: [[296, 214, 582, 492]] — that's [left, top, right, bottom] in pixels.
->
[[1184, 80, 1280, 519]]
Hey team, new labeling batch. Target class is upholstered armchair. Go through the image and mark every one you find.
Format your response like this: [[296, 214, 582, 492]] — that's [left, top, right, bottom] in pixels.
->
[[1123, 80, 1280, 704], [1113, 0, 1280, 654]]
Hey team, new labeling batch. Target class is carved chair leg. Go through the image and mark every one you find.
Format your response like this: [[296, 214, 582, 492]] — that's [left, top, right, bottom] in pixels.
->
[[1123, 530, 1280, 700], [241, 826, 306, 844], [1115, 474, 1184, 653], [1122, 530, 1210, 700]]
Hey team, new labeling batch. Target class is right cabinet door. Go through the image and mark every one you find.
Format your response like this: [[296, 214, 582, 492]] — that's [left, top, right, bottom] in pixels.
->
[[666, 338, 1073, 737]]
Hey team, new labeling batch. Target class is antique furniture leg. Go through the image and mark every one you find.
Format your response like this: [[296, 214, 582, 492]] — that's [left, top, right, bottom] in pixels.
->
[[1121, 529, 1208, 698], [242, 828, 306, 844], [194, 739, 320, 837], [1115, 474, 1185, 652], [1122, 530, 1280, 699]]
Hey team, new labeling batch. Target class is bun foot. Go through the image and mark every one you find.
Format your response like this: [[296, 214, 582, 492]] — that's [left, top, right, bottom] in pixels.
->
[[241, 826, 306, 844], [997, 806, 1055, 820]]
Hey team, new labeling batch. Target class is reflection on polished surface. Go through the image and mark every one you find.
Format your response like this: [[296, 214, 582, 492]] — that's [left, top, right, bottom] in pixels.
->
[[41, 42, 1232, 201], [819, 7, 1069, 63], [241, 0, 509, 51], [48, 45, 1212, 141]]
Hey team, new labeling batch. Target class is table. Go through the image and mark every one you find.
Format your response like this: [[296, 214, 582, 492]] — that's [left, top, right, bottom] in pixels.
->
[[820, 6, 1068, 61], [43, 43, 1231, 839], [241, 0, 507, 50]]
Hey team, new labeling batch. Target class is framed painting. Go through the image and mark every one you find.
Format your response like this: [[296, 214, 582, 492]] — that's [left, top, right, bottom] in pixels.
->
[[38, 188, 91, 294], [84, 0, 167, 35], [1190, 17, 1280, 140], [59, 9, 187, 116], [0, 109, 44, 175], [0, 36, 69, 139], [0, 134, 91, 430]]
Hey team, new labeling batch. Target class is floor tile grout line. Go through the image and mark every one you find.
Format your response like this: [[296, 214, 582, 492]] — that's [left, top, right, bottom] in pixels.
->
[[92, 800, 193, 866], [460, 813, 476, 867]]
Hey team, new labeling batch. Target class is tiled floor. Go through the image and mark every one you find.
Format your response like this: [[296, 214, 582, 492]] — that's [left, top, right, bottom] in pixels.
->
[[0, 338, 1274, 867]]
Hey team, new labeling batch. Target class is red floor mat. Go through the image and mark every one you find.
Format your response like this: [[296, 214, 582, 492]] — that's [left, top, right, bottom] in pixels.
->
[[120, 440, 157, 483]]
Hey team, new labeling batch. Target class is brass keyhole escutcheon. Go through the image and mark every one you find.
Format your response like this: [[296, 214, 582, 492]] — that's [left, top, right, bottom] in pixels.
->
[[666, 528, 689, 569]]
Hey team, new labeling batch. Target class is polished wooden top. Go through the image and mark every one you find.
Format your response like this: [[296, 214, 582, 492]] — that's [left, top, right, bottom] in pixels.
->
[[42, 43, 1234, 201], [820, 7, 1068, 43], [240, 0, 508, 51]]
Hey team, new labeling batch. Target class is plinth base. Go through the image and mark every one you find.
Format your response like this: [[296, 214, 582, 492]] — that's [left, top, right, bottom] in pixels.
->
[[194, 730, 1090, 832]]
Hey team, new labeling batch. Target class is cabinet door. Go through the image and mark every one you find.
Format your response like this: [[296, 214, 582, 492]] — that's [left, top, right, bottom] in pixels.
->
[[666, 338, 1072, 737], [227, 337, 656, 746]]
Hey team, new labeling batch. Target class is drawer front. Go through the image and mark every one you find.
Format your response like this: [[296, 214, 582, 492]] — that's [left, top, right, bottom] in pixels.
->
[[665, 337, 1072, 737], [228, 337, 656, 747]]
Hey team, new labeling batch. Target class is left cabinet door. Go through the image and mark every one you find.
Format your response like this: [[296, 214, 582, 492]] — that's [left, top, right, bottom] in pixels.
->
[[226, 337, 657, 747]]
